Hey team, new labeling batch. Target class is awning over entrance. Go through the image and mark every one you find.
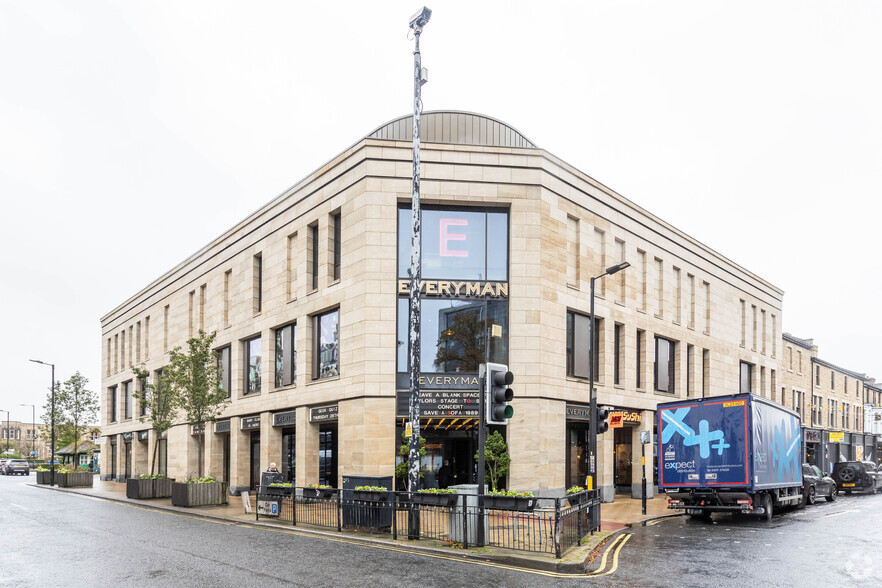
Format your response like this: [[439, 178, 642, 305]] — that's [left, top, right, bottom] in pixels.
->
[[399, 417, 478, 431]]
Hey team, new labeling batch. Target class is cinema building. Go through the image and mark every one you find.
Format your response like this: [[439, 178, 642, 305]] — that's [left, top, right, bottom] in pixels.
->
[[99, 111, 783, 502]]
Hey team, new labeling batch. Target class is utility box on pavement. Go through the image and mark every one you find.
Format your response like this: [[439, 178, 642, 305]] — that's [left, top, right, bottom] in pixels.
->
[[448, 484, 488, 545]]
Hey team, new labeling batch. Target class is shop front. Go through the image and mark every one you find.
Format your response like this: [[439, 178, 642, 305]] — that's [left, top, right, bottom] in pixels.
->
[[608, 408, 651, 499], [804, 428, 823, 469], [825, 431, 849, 469], [877, 436, 882, 467], [273, 410, 297, 484], [565, 404, 590, 489], [394, 205, 510, 491], [310, 404, 338, 488]]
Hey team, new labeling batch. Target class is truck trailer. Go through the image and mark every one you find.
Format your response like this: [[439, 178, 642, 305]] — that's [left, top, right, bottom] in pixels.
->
[[657, 393, 803, 520]]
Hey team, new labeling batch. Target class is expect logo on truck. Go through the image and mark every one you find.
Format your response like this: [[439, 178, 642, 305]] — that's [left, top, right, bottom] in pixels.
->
[[664, 461, 696, 470]]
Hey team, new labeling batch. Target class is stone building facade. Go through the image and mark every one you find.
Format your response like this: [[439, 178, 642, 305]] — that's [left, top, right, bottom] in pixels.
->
[[99, 111, 784, 502], [780, 333, 879, 470]]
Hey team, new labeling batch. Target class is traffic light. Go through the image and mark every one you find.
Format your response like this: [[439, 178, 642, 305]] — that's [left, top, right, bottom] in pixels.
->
[[485, 362, 514, 425], [596, 407, 610, 434]]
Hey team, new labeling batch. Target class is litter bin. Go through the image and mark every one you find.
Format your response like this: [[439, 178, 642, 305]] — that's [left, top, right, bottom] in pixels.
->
[[448, 484, 488, 545], [342, 474, 393, 529]]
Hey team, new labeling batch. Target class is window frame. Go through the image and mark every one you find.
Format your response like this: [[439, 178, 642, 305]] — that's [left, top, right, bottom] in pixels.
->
[[274, 322, 297, 388], [313, 308, 340, 381], [244, 335, 262, 395], [654, 336, 676, 394]]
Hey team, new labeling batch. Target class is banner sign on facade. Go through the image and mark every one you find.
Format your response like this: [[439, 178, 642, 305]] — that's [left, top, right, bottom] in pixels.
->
[[137, 431, 149, 442], [396, 373, 479, 391], [397, 279, 508, 298], [191, 425, 204, 435], [241, 416, 261, 431], [829, 432, 844, 443], [565, 404, 591, 421], [273, 410, 297, 427], [309, 405, 338, 423], [609, 410, 642, 425], [214, 420, 231, 434], [396, 390, 480, 418], [804, 429, 822, 443], [121, 432, 134, 441], [610, 413, 624, 428]]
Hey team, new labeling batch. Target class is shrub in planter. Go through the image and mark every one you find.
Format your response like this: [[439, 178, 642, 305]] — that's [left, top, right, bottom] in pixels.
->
[[264, 482, 293, 496], [352, 485, 388, 502], [566, 486, 587, 506], [302, 484, 335, 499], [412, 488, 458, 507], [483, 489, 536, 511], [127, 475, 176, 499], [56, 471, 94, 488], [36, 469, 52, 485], [171, 477, 229, 507]]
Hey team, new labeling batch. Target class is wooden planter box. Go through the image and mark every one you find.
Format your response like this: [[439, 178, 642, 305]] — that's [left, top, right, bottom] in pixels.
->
[[303, 487, 335, 499], [171, 482, 229, 507], [127, 478, 155, 499], [412, 492, 458, 507], [483, 495, 536, 511], [56, 472, 94, 488], [153, 477, 175, 498], [352, 490, 387, 503], [127, 478, 176, 499], [36, 471, 53, 485]]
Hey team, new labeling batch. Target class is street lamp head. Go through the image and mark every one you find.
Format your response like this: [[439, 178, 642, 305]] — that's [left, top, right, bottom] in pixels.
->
[[409, 6, 432, 31], [604, 261, 631, 276]]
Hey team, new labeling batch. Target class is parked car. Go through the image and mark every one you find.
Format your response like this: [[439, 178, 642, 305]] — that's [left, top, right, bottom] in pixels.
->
[[3, 459, 30, 476], [802, 463, 836, 504], [831, 461, 882, 494], [0, 459, 7, 475]]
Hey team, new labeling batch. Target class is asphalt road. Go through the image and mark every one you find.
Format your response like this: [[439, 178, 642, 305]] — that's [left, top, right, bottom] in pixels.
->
[[5, 473, 880, 587], [610, 491, 882, 587]]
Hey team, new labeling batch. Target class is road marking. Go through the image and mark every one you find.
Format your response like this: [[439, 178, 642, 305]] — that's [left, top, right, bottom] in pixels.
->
[[11, 504, 29, 511], [588, 534, 631, 577], [824, 510, 859, 518]]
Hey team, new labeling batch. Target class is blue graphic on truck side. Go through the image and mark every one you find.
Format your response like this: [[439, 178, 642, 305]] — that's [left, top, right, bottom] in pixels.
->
[[660, 407, 728, 459]]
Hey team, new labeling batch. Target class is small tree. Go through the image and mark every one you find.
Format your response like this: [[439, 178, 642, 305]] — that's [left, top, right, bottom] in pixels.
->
[[475, 430, 511, 491], [132, 364, 178, 476], [395, 430, 426, 490], [40, 382, 63, 454], [52, 372, 99, 466], [168, 330, 229, 478]]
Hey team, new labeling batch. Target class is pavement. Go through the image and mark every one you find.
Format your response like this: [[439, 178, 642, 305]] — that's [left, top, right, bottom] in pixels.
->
[[32, 477, 679, 574]]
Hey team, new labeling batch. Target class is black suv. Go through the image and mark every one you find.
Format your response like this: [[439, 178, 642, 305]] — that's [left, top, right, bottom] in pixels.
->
[[832, 461, 882, 494]]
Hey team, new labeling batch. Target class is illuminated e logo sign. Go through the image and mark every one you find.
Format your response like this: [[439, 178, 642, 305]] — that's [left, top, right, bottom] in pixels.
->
[[439, 218, 468, 257]]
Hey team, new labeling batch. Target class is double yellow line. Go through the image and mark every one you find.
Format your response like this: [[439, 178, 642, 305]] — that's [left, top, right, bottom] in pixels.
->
[[587, 532, 631, 577]]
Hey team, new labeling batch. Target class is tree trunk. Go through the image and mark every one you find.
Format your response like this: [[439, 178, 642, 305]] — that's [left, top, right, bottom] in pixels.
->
[[197, 433, 204, 478], [151, 433, 159, 476]]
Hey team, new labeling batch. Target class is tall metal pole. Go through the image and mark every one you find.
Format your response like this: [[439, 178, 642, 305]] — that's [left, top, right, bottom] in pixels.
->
[[407, 7, 430, 539], [20, 404, 35, 463], [29, 360, 55, 486], [4, 410, 8, 454], [588, 276, 597, 494]]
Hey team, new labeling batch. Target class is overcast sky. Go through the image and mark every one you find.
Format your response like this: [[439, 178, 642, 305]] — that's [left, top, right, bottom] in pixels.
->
[[2, 1, 880, 424]]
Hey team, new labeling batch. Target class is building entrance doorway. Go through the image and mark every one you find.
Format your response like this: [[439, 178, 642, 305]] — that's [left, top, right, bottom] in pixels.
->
[[614, 427, 632, 492], [124, 441, 132, 480], [319, 425, 337, 487], [282, 427, 296, 483], [566, 422, 589, 489], [249, 431, 260, 490], [110, 438, 117, 479], [223, 435, 230, 483]]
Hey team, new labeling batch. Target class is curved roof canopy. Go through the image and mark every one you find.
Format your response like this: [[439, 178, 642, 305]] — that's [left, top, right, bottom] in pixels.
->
[[367, 111, 536, 149]]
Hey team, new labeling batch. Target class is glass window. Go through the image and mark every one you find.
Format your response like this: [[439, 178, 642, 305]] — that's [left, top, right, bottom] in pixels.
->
[[654, 337, 675, 394], [332, 212, 341, 281], [566, 311, 599, 380], [614, 324, 623, 385], [398, 207, 508, 281], [740, 362, 753, 394], [217, 346, 231, 398], [109, 386, 117, 422], [398, 299, 508, 374], [138, 375, 149, 417], [275, 323, 297, 388], [244, 336, 261, 394], [314, 309, 339, 380], [123, 381, 133, 420]]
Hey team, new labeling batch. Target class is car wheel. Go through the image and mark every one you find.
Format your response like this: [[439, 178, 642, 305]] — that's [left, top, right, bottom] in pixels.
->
[[761, 494, 773, 521], [826, 486, 837, 502], [807, 486, 817, 505]]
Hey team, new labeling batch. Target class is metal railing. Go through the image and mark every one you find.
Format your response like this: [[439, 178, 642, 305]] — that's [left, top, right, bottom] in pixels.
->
[[255, 487, 600, 558]]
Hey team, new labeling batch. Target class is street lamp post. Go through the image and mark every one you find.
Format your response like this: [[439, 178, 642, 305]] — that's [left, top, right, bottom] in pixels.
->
[[20, 404, 35, 464], [406, 6, 431, 540], [29, 360, 55, 486], [0, 410, 9, 455], [587, 262, 630, 518]]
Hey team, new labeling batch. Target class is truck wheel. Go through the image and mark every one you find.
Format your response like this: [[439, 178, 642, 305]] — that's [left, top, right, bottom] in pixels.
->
[[761, 494, 773, 521]]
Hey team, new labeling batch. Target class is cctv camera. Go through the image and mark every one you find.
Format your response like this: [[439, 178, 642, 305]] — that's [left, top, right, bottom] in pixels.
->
[[409, 6, 432, 30]]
